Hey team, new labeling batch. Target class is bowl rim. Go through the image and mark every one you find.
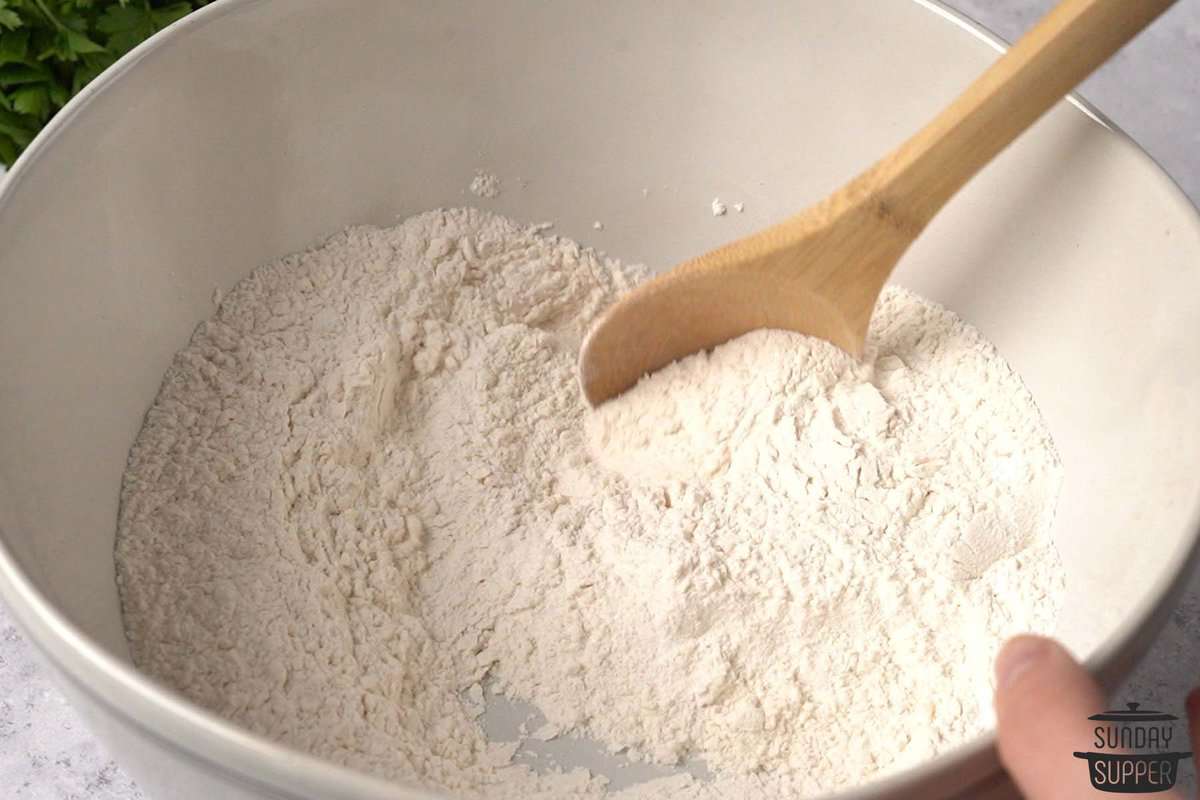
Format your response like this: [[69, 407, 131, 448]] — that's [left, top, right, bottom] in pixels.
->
[[0, 1, 1198, 799]]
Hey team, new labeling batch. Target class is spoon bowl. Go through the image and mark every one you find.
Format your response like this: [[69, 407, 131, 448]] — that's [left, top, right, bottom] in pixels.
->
[[580, 173, 908, 404]]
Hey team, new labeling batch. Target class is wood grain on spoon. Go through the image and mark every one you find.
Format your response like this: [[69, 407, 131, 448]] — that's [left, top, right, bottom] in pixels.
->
[[579, 0, 1175, 406]]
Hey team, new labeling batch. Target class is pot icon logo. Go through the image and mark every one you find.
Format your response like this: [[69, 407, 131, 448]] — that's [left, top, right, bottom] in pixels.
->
[[1073, 702, 1192, 793]]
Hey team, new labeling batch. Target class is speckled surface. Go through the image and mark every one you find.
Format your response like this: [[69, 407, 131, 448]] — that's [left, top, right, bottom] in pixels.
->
[[1, 2, 1198, 797]]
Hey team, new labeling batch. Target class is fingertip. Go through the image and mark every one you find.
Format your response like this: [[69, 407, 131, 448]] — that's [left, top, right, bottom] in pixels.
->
[[993, 636, 1104, 800], [995, 634, 1053, 692]]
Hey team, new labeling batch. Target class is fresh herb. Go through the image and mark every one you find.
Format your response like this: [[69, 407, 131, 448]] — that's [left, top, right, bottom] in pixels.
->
[[0, 0, 206, 167]]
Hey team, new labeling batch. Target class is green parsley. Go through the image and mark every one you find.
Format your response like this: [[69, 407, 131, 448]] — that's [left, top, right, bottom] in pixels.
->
[[0, 0, 207, 167]]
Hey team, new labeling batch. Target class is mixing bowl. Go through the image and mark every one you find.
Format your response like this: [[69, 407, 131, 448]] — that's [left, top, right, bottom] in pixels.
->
[[1, 1, 1198, 798]]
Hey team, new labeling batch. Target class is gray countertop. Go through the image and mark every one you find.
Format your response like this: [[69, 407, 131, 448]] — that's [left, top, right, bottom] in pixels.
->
[[2, 2, 1198, 797]]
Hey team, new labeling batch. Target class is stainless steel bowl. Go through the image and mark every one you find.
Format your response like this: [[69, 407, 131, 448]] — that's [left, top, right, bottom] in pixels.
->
[[1, 1, 1199, 798]]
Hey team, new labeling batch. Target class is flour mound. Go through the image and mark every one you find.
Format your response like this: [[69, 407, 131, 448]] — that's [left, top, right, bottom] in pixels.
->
[[116, 208, 1063, 798]]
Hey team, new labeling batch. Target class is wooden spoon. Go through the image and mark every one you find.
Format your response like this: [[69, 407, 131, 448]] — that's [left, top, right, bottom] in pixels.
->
[[579, 0, 1175, 406]]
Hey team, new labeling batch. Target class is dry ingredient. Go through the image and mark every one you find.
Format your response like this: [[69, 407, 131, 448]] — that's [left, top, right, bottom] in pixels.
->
[[116, 208, 1063, 798], [710, 198, 744, 216], [469, 170, 501, 199]]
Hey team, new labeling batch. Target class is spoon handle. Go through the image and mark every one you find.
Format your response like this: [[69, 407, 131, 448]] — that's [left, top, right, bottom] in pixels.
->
[[875, 0, 1176, 230]]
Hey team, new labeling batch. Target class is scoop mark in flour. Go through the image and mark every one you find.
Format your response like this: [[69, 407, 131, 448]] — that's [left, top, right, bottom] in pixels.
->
[[479, 681, 714, 791]]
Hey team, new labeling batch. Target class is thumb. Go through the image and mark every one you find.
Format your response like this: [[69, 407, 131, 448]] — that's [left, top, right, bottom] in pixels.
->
[[994, 635, 1107, 799]]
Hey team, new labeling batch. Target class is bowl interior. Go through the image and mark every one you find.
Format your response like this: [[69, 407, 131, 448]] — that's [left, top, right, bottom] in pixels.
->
[[1, 0, 1199, 795]]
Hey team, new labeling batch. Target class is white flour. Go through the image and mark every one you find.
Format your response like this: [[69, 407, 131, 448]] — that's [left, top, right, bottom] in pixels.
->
[[469, 170, 502, 199], [116, 208, 1063, 798]]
